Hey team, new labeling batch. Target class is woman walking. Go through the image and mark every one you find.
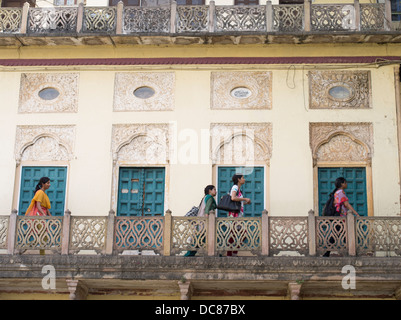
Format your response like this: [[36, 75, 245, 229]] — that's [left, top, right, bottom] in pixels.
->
[[333, 177, 360, 217], [25, 177, 51, 255], [323, 177, 359, 257], [25, 177, 51, 216], [227, 174, 251, 257]]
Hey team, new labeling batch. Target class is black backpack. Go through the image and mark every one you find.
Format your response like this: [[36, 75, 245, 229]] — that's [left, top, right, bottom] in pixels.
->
[[322, 192, 338, 216]]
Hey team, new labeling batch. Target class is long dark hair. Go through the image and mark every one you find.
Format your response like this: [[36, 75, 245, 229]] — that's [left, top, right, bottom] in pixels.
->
[[331, 177, 347, 195], [34, 177, 50, 194], [232, 174, 243, 186], [204, 185, 215, 195]]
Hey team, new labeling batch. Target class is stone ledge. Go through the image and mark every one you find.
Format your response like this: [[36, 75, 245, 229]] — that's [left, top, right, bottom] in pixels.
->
[[1, 255, 400, 299]]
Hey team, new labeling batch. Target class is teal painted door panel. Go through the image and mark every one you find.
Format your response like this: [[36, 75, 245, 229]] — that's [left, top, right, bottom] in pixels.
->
[[217, 167, 264, 217], [117, 167, 165, 216], [19, 166, 67, 216], [318, 167, 367, 216]]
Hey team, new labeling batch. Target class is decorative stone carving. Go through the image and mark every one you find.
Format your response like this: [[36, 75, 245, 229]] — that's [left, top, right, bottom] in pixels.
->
[[18, 73, 79, 113], [211, 72, 272, 110], [309, 71, 371, 109], [309, 123, 373, 165], [113, 72, 174, 112], [111, 123, 170, 164], [210, 123, 272, 164], [15, 125, 75, 164]]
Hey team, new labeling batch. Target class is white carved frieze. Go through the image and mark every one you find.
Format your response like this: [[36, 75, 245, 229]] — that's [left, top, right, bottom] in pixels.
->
[[111, 123, 170, 164], [210, 123, 272, 164], [113, 72, 174, 112], [309, 70, 371, 109], [18, 73, 79, 113], [15, 125, 76, 164], [309, 122, 373, 164], [211, 71, 272, 110]]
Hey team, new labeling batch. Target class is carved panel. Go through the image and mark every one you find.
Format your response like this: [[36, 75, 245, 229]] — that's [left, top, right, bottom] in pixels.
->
[[211, 71, 272, 110], [111, 123, 170, 164], [113, 72, 174, 112], [18, 73, 79, 113], [309, 70, 371, 109], [216, 217, 261, 254], [309, 122, 373, 164], [210, 123, 272, 164], [15, 125, 75, 164]]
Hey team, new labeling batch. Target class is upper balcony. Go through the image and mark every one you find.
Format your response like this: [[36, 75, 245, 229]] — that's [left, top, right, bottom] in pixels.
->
[[0, 210, 401, 299], [0, 0, 400, 47]]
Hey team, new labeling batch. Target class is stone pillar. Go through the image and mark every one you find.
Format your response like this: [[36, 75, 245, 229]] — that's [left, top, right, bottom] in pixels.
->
[[66, 279, 88, 300], [116, 1, 124, 35], [347, 213, 356, 256], [76, 2, 84, 33], [178, 280, 193, 300], [207, 210, 216, 256], [61, 209, 71, 255], [261, 209, 269, 256], [308, 210, 316, 256], [304, 0, 311, 32], [7, 209, 18, 255], [105, 209, 115, 255], [20, 2, 29, 34], [163, 209, 172, 256]]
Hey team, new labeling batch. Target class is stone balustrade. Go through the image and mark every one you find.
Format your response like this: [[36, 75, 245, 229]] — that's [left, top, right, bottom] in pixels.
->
[[1, 209, 400, 257], [0, 0, 394, 35]]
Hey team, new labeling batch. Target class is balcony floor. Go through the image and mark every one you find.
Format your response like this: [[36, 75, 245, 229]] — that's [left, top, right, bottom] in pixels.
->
[[0, 254, 400, 299], [1, 32, 401, 47]]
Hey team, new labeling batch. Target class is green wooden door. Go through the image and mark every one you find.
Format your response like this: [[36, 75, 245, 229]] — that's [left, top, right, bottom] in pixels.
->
[[117, 167, 165, 216], [19, 166, 67, 216], [318, 167, 367, 216], [217, 166, 264, 217]]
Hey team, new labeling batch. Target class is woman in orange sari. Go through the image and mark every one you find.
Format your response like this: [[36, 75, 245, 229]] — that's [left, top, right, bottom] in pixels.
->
[[25, 177, 51, 216]]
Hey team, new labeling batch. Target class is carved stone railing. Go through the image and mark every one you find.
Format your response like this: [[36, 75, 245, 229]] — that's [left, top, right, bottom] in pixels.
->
[[0, 7, 22, 33], [14, 215, 63, 253], [113, 215, 164, 254], [0, 0, 393, 35], [356, 216, 401, 256], [2, 209, 401, 258], [0, 215, 9, 249]]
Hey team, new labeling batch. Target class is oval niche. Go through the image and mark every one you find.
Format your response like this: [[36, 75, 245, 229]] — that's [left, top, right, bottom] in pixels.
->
[[133, 86, 156, 99], [38, 87, 60, 101]]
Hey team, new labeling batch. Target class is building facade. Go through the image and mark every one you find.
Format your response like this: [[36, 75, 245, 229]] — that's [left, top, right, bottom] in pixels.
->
[[0, 0, 400, 300]]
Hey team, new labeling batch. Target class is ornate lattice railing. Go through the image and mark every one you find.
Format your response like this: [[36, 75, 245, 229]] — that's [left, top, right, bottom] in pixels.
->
[[0, 216, 9, 249], [28, 7, 77, 33], [0, 1, 391, 35], [216, 217, 261, 254], [360, 4, 386, 31], [15, 216, 63, 253], [0, 7, 22, 33], [356, 217, 401, 256], [83, 7, 116, 33], [270, 217, 308, 256], [2, 210, 401, 257], [215, 5, 266, 32], [171, 216, 207, 255], [113, 216, 164, 253], [123, 6, 170, 33], [311, 4, 356, 31], [69, 216, 107, 254], [177, 5, 209, 33], [316, 217, 348, 256]]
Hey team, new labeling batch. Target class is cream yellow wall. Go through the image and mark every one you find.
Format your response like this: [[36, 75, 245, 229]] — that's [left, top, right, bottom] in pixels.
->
[[0, 44, 400, 217]]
